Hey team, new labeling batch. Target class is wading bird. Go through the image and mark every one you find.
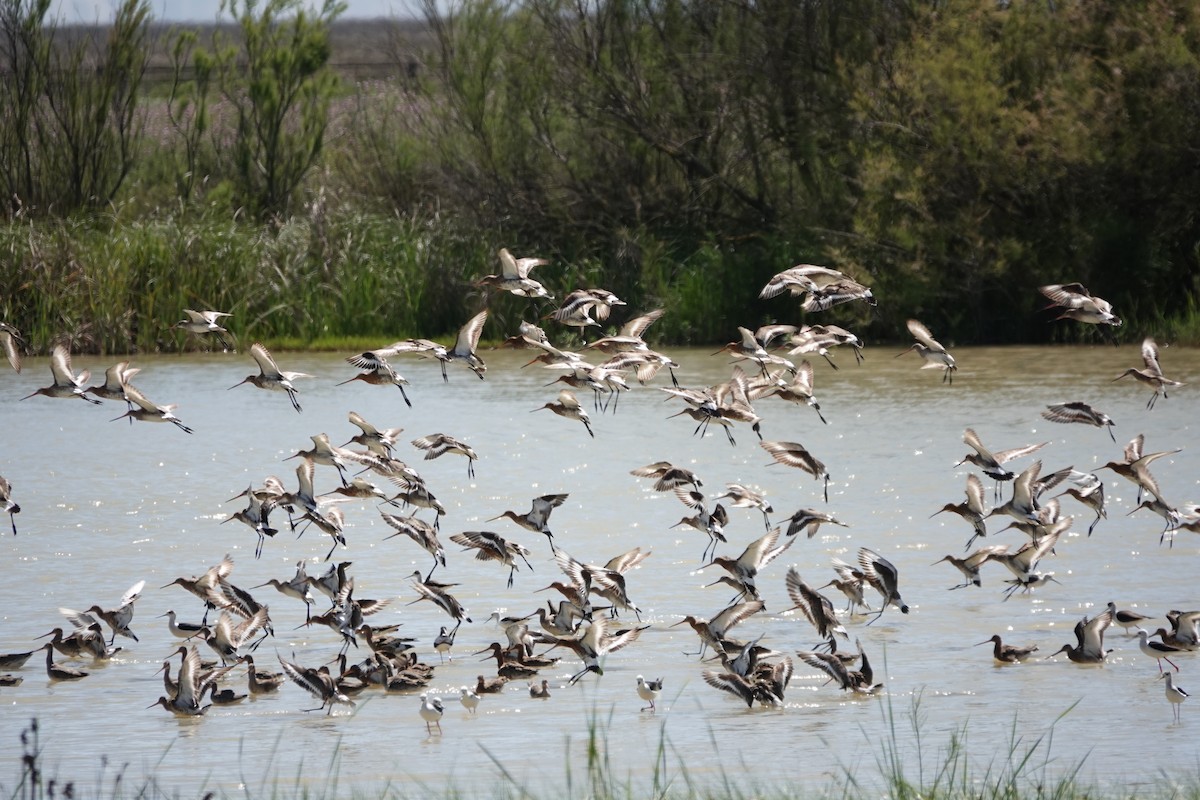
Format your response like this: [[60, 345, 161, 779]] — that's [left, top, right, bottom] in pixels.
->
[[175, 309, 234, 350], [1041, 402, 1116, 442], [230, 343, 311, 413], [21, 345, 101, 405], [1114, 337, 1183, 410], [896, 319, 956, 384]]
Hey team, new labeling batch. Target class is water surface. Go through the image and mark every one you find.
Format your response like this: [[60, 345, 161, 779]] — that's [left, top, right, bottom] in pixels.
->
[[1, 342, 1197, 795]]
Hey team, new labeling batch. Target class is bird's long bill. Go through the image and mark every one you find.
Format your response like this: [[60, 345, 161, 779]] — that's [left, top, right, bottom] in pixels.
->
[[973, 640, 994, 647]]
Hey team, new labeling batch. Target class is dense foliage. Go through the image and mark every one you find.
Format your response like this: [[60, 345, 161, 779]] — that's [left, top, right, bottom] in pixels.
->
[[1, 0, 1198, 352]]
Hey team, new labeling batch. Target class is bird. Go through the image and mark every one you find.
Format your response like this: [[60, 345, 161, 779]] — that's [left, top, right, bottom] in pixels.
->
[[434, 625, 458, 663], [630, 462, 702, 492], [1041, 401, 1116, 442], [976, 634, 1039, 664], [381, 512, 446, 580], [84, 360, 140, 406], [1136, 628, 1184, 673], [784, 567, 847, 648], [782, 507, 847, 539], [1114, 337, 1183, 409], [0, 321, 22, 372], [701, 527, 793, 603], [407, 571, 472, 626], [932, 545, 1007, 590], [1106, 602, 1155, 636], [955, 428, 1047, 498], [671, 487, 729, 563], [411, 433, 479, 479], [785, 323, 865, 369], [760, 440, 831, 502], [457, 685, 480, 713], [1159, 672, 1189, 723], [475, 674, 507, 694], [529, 678, 552, 699], [796, 647, 880, 694], [857, 547, 908, 623], [475, 247, 553, 298], [702, 656, 794, 707], [208, 682, 248, 705], [41, 643, 88, 682], [242, 655, 286, 694], [1046, 608, 1113, 664], [112, 381, 195, 433], [896, 319, 956, 384], [931, 474, 988, 548], [20, 344, 102, 404], [534, 389, 594, 437], [0, 647, 38, 670], [543, 616, 648, 684], [671, 599, 765, 658], [1039, 283, 1121, 327], [229, 343, 312, 413], [758, 264, 875, 312], [175, 309, 234, 350], [636, 675, 663, 712], [754, 361, 827, 424], [277, 655, 356, 715], [336, 359, 412, 407], [487, 493, 569, 552], [1098, 434, 1178, 508], [0, 474, 20, 535], [71, 579, 145, 645], [714, 483, 773, 530], [551, 288, 626, 329], [450, 530, 534, 588], [419, 693, 444, 734], [445, 309, 489, 379], [343, 410, 405, 458], [1048, 470, 1107, 536]]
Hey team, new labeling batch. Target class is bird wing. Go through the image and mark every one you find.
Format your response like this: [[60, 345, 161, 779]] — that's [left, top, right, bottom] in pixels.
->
[[619, 308, 665, 339], [49, 345, 76, 385], [961, 428, 997, 463], [738, 527, 783, 569], [991, 441, 1048, 465], [797, 650, 852, 689], [249, 343, 283, 379], [1141, 337, 1164, 376], [455, 309, 489, 355], [906, 319, 945, 352], [964, 474, 987, 514], [702, 670, 755, 706]]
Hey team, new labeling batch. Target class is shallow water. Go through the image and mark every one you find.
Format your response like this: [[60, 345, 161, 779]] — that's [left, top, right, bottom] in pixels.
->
[[1, 341, 1198, 796]]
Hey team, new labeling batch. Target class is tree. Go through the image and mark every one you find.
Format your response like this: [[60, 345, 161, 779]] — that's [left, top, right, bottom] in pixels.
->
[[218, 0, 345, 218]]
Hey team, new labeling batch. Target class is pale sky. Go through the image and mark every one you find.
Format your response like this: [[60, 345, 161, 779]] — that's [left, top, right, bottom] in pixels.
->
[[51, 0, 419, 23]]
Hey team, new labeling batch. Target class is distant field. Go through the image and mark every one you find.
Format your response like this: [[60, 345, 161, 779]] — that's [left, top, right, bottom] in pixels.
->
[[49, 16, 437, 84]]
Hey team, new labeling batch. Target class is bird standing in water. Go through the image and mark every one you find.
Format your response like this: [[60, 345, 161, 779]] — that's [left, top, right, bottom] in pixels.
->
[[636, 675, 663, 712]]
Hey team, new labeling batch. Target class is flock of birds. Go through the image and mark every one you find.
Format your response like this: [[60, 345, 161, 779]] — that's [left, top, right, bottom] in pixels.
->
[[0, 259, 1196, 739]]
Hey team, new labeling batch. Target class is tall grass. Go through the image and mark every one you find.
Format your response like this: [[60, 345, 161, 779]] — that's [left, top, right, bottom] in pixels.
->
[[7, 701, 1197, 800], [0, 202, 490, 355]]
